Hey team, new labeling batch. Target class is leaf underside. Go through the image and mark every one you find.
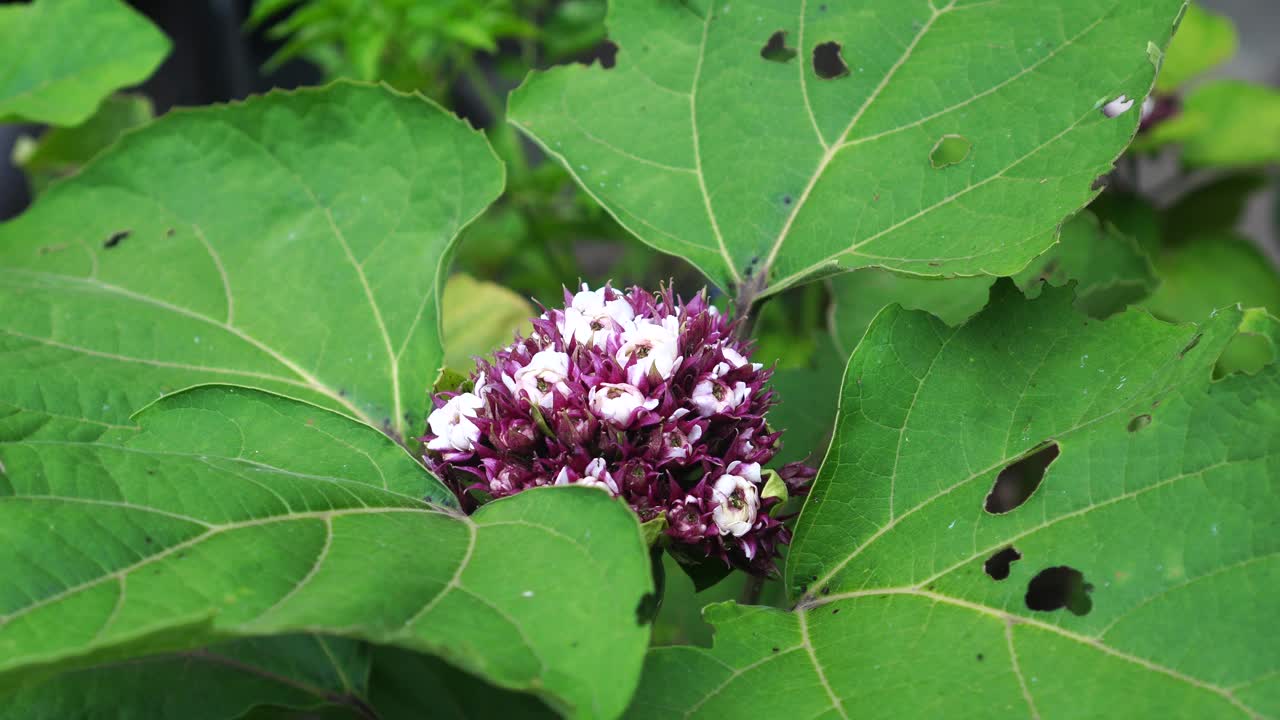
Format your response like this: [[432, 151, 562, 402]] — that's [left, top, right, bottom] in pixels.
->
[[0, 387, 652, 719], [0, 635, 370, 720], [628, 284, 1279, 718], [510, 0, 1186, 299]]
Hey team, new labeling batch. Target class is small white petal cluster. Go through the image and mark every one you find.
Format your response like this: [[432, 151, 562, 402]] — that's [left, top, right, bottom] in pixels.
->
[[426, 393, 485, 453], [589, 382, 658, 426], [559, 286, 636, 348], [504, 349, 571, 408], [555, 457, 620, 495], [711, 461, 762, 538], [617, 315, 683, 385]]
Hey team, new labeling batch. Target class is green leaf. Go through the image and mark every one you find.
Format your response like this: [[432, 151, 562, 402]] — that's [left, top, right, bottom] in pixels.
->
[[628, 284, 1280, 718], [0, 82, 503, 441], [509, 0, 1185, 299], [1014, 211, 1158, 318], [0, 0, 170, 125], [12, 93, 154, 196], [829, 272, 994, 356], [368, 645, 554, 719], [1156, 3, 1237, 92], [1143, 231, 1280, 375], [442, 273, 534, 369], [0, 386, 653, 719], [0, 635, 371, 720], [1141, 80, 1280, 167]]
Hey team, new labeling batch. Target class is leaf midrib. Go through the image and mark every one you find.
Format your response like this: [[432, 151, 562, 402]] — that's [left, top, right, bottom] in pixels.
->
[[753, 1, 1115, 295]]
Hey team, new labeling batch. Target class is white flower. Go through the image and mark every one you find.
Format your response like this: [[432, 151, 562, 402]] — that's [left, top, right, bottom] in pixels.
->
[[617, 315, 682, 384], [711, 346, 762, 377], [426, 393, 485, 453], [711, 463, 761, 537], [1102, 94, 1135, 118], [554, 458, 619, 495], [691, 378, 750, 417], [589, 382, 658, 425], [506, 350, 570, 408], [559, 285, 636, 348]]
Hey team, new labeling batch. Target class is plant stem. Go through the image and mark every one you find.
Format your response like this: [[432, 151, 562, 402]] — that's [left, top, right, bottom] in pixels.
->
[[740, 575, 765, 605]]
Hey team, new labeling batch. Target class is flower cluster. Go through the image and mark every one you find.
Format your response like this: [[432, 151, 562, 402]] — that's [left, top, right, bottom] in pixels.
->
[[422, 284, 814, 575]]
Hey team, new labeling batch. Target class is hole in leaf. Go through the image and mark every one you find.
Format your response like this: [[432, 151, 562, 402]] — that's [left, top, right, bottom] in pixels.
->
[[1101, 95, 1136, 118], [1025, 566, 1093, 615], [1179, 333, 1202, 358], [930, 135, 971, 168], [760, 31, 797, 63], [598, 41, 619, 69], [104, 230, 131, 249], [983, 546, 1022, 581], [1127, 414, 1152, 432], [984, 442, 1060, 514], [976, 653, 984, 661], [813, 41, 849, 79]]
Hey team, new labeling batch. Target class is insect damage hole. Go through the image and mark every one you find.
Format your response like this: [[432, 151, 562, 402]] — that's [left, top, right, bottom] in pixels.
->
[[1025, 566, 1093, 615], [983, 546, 1022, 581], [930, 135, 971, 168], [760, 30, 797, 63], [813, 41, 849, 79], [104, 230, 131, 249], [1127, 414, 1152, 432], [1101, 95, 1136, 118], [596, 40, 619, 69], [984, 442, 1060, 514]]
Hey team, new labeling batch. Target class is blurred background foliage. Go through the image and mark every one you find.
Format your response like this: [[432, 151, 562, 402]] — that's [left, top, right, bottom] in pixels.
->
[[2, 0, 1279, 646]]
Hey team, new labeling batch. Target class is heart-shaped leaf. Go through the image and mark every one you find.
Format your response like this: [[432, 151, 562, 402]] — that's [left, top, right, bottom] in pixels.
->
[[509, 0, 1184, 301], [627, 285, 1279, 718], [0, 386, 653, 719], [0, 82, 502, 441], [0, 0, 169, 125]]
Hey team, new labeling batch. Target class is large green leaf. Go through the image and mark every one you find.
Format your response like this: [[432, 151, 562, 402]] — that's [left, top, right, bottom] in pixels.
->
[[0, 387, 653, 719], [0, 0, 170, 125], [627, 284, 1279, 718], [509, 0, 1185, 300], [0, 635, 372, 720], [0, 82, 503, 441]]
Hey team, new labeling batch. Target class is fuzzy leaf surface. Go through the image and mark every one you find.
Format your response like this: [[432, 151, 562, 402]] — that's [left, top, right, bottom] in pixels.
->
[[510, 0, 1184, 298], [0, 387, 652, 719], [0, 0, 169, 125], [0, 82, 502, 440], [629, 285, 1279, 718]]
